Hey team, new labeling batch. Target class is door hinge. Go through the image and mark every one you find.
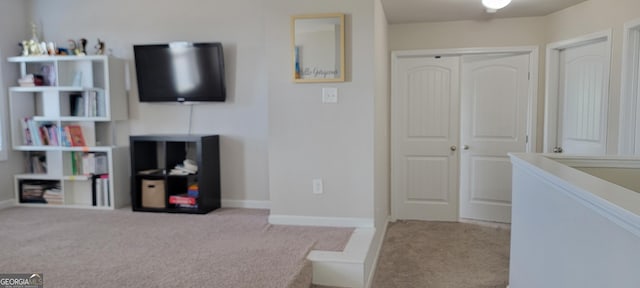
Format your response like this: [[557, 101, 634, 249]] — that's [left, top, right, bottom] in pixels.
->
[[526, 135, 529, 143], [528, 72, 530, 80]]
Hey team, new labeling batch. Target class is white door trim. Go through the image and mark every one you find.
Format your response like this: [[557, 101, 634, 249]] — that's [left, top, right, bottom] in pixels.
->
[[619, 19, 640, 155], [544, 30, 613, 153], [390, 46, 538, 221]]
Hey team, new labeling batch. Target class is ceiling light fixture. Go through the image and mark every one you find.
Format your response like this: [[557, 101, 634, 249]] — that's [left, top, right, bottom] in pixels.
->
[[482, 0, 512, 13]]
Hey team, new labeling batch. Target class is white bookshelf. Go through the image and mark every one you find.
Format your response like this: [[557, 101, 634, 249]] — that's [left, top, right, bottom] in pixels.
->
[[7, 55, 129, 209]]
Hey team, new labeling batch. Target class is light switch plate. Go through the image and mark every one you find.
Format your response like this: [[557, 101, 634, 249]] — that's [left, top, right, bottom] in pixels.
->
[[322, 87, 338, 104], [312, 179, 323, 194]]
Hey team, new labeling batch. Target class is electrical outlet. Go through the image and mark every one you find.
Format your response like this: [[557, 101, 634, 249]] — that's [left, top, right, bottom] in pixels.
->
[[322, 87, 338, 104], [312, 179, 323, 194]]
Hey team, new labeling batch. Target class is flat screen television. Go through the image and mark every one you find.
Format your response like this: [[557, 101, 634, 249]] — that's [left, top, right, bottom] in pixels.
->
[[133, 42, 226, 102]]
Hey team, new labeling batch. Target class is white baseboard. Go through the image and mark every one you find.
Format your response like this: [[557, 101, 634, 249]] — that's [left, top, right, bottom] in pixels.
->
[[221, 199, 270, 209], [0, 199, 15, 210], [365, 219, 389, 288], [268, 214, 374, 228]]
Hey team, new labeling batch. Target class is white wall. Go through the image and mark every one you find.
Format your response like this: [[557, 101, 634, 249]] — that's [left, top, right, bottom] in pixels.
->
[[371, 0, 390, 281], [510, 154, 640, 288], [574, 167, 640, 193], [0, 0, 30, 203], [388, 16, 546, 51], [265, 0, 376, 220], [28, 0, 270, 204]]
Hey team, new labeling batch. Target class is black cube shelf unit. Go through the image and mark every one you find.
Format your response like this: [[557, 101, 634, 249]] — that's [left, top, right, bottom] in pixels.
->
[[130, 134, 220, 214]]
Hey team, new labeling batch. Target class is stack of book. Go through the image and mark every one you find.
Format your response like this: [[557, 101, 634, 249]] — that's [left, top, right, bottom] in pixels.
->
[[20, 181, 60, 204], [43, 187, 63, 205], [17, 74, 44, 87], [92, 174, 110, 207], [169, 185, 198, 209], [188, 183, 199, 198]]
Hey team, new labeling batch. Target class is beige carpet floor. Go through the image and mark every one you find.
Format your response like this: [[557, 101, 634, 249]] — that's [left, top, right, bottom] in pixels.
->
[[371, 220, 510, 288], [0, 207, 353, 288]]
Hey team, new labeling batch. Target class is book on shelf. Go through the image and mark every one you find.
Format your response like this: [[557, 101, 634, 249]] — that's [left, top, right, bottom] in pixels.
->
[[64, 125, 86, 146], [70, 151, 80, 175], [91, 174, 110, 207], [137, 168, 164, 175], [47, 125, 58, 146], [28, 119, 40, 146], [20, 117, 32, 145], [69, 90, 105, 117], [20, 180, 60, 204], [81, 152, 108, 175], [101, 174, 110, 207], [70, 93, 84, 117], [17, 74, 44, 87], [70, 152, 107, 176], [43, 187, 63, 205], [38, 126, 49, 145], [21, 118, 61, 147], [25, 151, 47, 174], [187, 183, 199, 198], [168, 194, 197, 206]]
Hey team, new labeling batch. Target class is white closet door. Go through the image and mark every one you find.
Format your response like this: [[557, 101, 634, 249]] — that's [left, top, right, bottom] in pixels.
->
[[557, 40, 609, 154], [460, 53, 530, 223], [392, 56, 460, 221]]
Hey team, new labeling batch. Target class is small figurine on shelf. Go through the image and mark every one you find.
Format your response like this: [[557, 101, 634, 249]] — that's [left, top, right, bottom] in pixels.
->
[[80, 38, 87, 54], [47, 42, 55, 56], [69, 39, 86, 56], [27, 40, 41, 55], [30, 22, 39, 42], [67, 39, 76, 55], [95, 39, 105, 55], [38, 42, 47, 55], [20, 41, 28, 56]]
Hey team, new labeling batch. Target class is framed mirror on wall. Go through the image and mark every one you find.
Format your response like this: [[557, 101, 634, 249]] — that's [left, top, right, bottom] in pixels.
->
[[291, 13, 345, 83]]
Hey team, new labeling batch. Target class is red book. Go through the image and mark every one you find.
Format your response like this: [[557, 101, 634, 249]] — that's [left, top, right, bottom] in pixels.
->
[[65, 125, 86, 146], [168, 194, 196, 205]]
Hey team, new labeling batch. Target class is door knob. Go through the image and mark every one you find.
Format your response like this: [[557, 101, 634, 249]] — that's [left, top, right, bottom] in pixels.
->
[[450, 145, 457, 151], [553, 146, 563, 153]]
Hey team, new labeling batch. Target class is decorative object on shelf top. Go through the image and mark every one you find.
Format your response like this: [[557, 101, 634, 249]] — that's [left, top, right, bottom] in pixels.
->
[[95, 39, 105, 55], [18, 36, 107, 57], [68, 38, 88, 56]]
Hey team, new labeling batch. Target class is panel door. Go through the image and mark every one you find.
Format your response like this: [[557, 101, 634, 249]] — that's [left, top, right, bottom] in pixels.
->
[[557, 40, 609, 154], [460, 53, 530, 223], [392, 56, 460, 221]]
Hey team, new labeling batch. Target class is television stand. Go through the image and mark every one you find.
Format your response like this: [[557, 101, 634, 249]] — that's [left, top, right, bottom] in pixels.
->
[[130, 134, 220, 214]]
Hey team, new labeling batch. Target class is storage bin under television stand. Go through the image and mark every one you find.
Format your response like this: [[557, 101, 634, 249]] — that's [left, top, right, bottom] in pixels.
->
[[130, 134, 221, 214], [7, 55, 130, 210]]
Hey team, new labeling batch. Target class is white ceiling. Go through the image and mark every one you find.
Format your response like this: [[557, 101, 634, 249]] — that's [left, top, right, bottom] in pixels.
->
[[381, 0, 588, 24]]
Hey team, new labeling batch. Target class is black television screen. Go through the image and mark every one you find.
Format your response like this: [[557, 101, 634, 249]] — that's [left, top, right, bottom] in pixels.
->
[[133, 42, 226, 102]]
